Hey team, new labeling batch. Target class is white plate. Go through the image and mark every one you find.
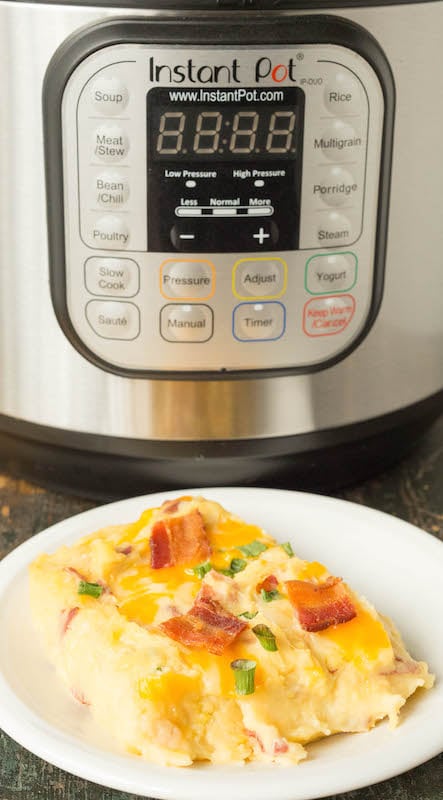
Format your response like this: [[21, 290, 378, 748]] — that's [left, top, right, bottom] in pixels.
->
[[0, 487, 442, 800]]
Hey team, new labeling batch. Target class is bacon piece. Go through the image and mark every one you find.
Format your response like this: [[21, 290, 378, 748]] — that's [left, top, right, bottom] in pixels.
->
[[71, 687, 91, 706], [257, 574, 279, 593], [60, 607, 79, 637], [64, 566, 86, 581], [159, 584, 247, 655], [245, 729, 265, 752], [150, 509, 211, 569], [273, 738, 289, 755], [116, 544, 133, 555], [285, 577, 356, 632]]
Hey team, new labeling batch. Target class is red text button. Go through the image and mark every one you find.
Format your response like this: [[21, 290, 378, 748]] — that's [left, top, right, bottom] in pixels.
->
[[303, 294, 356, 337]]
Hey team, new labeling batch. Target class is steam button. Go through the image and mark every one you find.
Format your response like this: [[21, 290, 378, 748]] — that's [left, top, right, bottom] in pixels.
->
[[92, 124, 129, 162], [90, 77, 129, 115], [315, 211, 357, 247], [86, 300, 140, 340]]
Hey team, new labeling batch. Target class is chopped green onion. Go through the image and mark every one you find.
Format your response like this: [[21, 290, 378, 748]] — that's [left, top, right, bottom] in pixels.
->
[[252, 624, 278, 652], [238, 610, 258, 620], [239, 540, 268, 558], [192, 561, 212, 579], [230, 558, 247, 574], [78, 581, 103, 598], [261, 588, 282, 603], [230, 659, 257, 695], [217, 568, 235, 577], [281, 542, 294, 557]]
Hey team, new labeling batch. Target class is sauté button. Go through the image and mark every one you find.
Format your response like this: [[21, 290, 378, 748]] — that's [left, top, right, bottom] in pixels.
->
[[324, 72, 363, 115], [85, 257, 139, 297], [233, 302, 285, 341], [90, 76, 129, 115], [89, 215, 130, 249], [313, 166, 358, 208], [306, 253, 357, 294], [94, 171, 129, 208], [160, 304, 214, 342], [86, 300, 140, 340], [233, 258, 287, 299], [303, 295, 356, 337], [160, 260, 215, 300], [92, 125, 129, 162], [316, 211, 357, 246]]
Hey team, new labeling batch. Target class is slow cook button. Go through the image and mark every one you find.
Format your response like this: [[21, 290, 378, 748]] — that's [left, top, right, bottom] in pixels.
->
[[160, 304, 214, 343], [94, 171, 129, 208], [85, 257, 139, 297], [160, 259, 215, 299], [315, 211, 357, 247], [233, 302, 285, 341], [86, 300, 140, 340], [89, 215, 130, 249], [92, 124, 129, 162], [324, 72, 363, 115], [315, 119, 363, 163], [306, 253, 357, 294], [233, 257, 287, 299], [90, 76, 129, 116], [303, 295, 356, 337], [313, 166, 358, 208]]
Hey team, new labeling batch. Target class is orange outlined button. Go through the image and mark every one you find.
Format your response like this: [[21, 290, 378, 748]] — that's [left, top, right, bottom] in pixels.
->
[[160, 259, 215, 300], [303, 294, 355, 337]]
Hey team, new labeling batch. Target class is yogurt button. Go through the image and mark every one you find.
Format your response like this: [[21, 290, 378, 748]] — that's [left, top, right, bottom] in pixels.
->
[[85, 257, 139, 297], [92, 125, 129, 162], [306, 253, 357, 294], [86, 300, 140, 340], [324, 72, 363, 115], [89, 215, 130, 249], [94, 171, 129, 208], [90, 76, 129, 115], [160, 304, 213, 342]]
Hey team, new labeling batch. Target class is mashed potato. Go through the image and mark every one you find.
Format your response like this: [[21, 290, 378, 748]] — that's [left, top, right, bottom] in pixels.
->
[[29, 496, 433, 766]]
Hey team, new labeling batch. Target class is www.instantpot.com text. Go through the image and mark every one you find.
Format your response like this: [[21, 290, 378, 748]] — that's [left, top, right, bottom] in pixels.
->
[[168, 88, 285, 103]]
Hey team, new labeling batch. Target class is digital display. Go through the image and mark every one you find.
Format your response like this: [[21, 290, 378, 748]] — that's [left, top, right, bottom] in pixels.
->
[[148, 88, 304, 162]]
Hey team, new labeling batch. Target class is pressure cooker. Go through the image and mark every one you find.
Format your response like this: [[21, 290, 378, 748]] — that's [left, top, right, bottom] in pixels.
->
[[0, 0, 441, 496]]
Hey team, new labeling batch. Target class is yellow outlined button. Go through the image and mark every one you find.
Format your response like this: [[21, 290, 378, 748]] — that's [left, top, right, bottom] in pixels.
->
[[232, 257, 287, 300], [160, 259, 215, 301]]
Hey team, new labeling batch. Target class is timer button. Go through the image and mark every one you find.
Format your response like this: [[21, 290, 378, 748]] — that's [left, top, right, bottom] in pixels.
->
[[160, 259, 215, 300], [94, 171, 129, 208], [317, 120, 363, 162], [85, 300, 140, 340], [85, 257, 139, 297], [160, 304, 214, 343], [313, 166, 358, 208], [88, 215, 130, 249], [324, 72, 363, 116], [233, 257, 287, 299], [233, 301, 285, 342], [90, 77, 129, 116], [315, 211, 358, 247], [92, 124, 129, 163]]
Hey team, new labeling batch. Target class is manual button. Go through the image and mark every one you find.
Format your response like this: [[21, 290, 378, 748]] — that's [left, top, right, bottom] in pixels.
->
[[160, 304, 213, 342], [86, 300, 140, 340]]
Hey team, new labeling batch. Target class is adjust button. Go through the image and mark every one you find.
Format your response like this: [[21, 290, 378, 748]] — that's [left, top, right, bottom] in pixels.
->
[[85, 257, 139, 297], [233, 257, 287, 299], [303, 295, 356, 337], [86, 300, 140, 340], [233, 302, 285, 341], [306, 253, 357, 295], [92, 124, 129, 163], [160, 304, 214, 342], [160, 259, 215, 300], [88, 215, 130, 249], [90, 76, 129, 116]]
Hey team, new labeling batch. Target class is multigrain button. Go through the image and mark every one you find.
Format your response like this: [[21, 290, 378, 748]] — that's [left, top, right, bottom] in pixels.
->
[[92, 124, 129, 162], [313, 166, 358, 208], [160, 304, 213, 342], [233, 257, 286, 299], [89, 215, 130, 249], [303, 295, 356, 337], [86, 300, 140, 340], [316, 211, 357, 247], [90, 76, 129, 115], [306, 253, 357, 294], [160, 259, 215, 299], [233, 302, 285, 341], [315, 120, 363, 162], [324, 72, 363, 115], [94, 171, 129, 208], [85, 257, 139, 297]]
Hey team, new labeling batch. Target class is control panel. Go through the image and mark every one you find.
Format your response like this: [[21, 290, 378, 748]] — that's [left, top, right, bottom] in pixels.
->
[[53, 28, 388, 376]]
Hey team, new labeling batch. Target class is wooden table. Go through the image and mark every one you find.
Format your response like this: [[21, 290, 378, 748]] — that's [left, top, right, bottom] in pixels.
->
[[1, 417, 442, 800]]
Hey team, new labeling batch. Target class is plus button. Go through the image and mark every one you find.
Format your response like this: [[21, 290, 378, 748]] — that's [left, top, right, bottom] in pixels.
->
[[252, 227, 271, 245]]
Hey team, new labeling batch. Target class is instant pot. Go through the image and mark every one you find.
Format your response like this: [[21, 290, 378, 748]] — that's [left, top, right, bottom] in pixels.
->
[[0, 0, 441, 497]]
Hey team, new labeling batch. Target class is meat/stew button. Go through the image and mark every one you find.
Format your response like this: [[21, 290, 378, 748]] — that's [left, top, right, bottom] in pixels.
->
[[303, 295, 356, 337]]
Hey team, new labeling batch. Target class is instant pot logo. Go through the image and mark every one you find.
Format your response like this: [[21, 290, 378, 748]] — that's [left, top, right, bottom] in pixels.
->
[[148, 56, 297, 84]]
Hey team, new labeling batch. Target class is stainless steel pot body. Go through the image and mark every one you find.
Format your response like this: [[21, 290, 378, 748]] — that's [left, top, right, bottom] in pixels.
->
[[0, 1, 441, 445]]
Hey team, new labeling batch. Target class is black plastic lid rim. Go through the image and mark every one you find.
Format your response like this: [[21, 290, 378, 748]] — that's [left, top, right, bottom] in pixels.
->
[[6, 0, 441, 11]]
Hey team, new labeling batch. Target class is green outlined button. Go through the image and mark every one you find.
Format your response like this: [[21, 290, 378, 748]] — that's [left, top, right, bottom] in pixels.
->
[[305, 251, 357, 295]]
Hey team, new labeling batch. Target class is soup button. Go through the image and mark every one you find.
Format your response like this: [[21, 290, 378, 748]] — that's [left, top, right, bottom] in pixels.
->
[[85, 257, 139, 297]]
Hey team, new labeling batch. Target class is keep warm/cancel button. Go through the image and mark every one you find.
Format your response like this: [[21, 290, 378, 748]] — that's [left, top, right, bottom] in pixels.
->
[[303, 295, 355, 337]]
